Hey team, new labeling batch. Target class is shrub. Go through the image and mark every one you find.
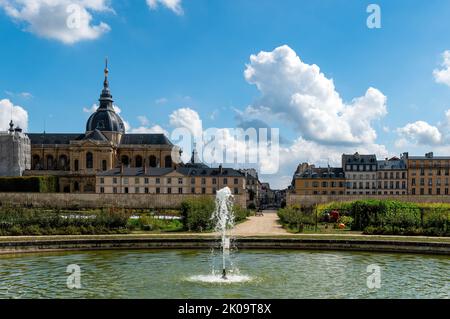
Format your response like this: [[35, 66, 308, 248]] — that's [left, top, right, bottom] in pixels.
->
[[0, 176, 59, 193], [180, 197, 216, 232], [233, 206, 251, 222], [278, 206, 315, 232]]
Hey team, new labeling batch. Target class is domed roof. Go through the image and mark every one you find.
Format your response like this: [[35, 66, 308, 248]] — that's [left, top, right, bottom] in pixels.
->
[[86, 108, 125, 133], [86, 60, 125, 134]]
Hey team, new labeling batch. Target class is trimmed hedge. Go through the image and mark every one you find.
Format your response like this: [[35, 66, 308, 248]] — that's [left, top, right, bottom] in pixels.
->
[[0, 176, 59, 193], [316, 200, 450, 236], [0, 207, 131, 236]]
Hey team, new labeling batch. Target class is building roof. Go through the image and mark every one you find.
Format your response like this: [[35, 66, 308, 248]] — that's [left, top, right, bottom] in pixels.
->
[[377, 158, 407, 170], [97, 167, 174, 177], [97, 166, 245, 177], [27, 132, 173, 146], [408, 152, 450, 160], [342, 152, 377, 164], [120, 134, 173, 145], [28, 133, 85, 145], [295, 167, 345, 179]]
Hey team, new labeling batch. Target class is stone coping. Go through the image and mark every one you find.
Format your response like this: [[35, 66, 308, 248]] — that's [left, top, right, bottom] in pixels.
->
[[0, 234, 449, 256]]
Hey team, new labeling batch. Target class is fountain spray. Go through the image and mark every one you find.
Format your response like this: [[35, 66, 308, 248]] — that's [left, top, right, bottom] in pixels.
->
[[212, 187, 234, 280]]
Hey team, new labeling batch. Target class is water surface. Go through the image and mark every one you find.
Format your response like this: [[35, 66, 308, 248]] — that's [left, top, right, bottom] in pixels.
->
[[0, 249, 448, 299]]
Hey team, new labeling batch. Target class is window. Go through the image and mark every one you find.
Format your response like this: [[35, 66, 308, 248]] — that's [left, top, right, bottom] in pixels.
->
[[412, 188, 416, 195], [74, 160, 79, 171], [167, 178, 172, 184], [149, 155, 157, 168], [135, 187, 139, 193], [178, 178, 183, 185], [191, 187, 195, 194], [156, 178, 160, 184], [202, 188, 206, 194], [124, 187, 129, 194], [167, 188, 172, 194], [213, 188, 217, 194], [223, 178, 228, 185], [156, 187, 160, 194], [191, 178, 195, 184], [201, 178, 206, 185], [428, 188, 432, 195], [113, 187, 117, 194], [135, 156, 143, 168], [412, 178, 416, 186], [212, 178, 217, 185], [437, 188, 441, 195], [135, 178, 140, 184], [446, 188, 449, 195], [145, 188, 149, 194], [234, 188, 239, 195], [144, 178, 149, 184], [123, 178, 129, 185], [178, 187, 183, 194], [164, 155, 172, 168], [113, 177, 118, 184], [322, 182, 328, 188], [86, 152, 93, 169], [420, 188, 424, 195], [121, 155, 130, 167], [102, 160, 107, 171], [100, 187, 105, 193]]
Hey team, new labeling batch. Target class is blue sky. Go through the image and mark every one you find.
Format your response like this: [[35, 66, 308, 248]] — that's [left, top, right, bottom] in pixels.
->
[[1, 0, 450, 188]]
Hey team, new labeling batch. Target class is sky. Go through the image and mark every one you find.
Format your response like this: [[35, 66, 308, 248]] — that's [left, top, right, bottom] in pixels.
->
[[1, 0, 450, 189]]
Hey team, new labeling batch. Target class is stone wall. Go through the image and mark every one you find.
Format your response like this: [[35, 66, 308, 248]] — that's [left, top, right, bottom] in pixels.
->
[[287, 193, 450, 207], [0, 192, 247, 209]]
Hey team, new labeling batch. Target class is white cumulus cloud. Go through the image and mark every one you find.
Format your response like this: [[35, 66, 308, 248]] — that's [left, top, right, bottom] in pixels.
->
[[433, 50, 450, 87], [0, 0, 112, 44], [397, 121, 443, 145], [0, 98, 29, 131], [169, 107, 203, 138], [146, 0, 183, 15], [244, 45, 387, 145]]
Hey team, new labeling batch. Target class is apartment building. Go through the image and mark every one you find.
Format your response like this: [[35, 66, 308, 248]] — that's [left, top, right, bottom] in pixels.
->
[[293, 163, 346, 195], [96, 165, 246, 195], [377, 155, 408, 195], [407, 152, 450, 195], [342, 153, 378, 195]]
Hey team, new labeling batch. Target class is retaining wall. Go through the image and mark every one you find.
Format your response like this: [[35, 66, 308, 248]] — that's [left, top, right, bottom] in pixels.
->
[[0, 192, 247, 209]]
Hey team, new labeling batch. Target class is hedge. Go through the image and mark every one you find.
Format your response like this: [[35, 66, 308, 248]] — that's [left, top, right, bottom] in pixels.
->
[[315, 200, 450, 236], [0, 176, 59, 193], [180, 196, 250, 232]]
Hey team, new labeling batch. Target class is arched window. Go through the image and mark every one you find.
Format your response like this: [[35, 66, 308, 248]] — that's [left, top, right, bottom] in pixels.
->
[[121, 155, 130, 167], [74, 160, 79, 171], [135, 155, 143, 168], [149, 155, 157, 168], [32, 155, 40, 170], [46, 155, 54, 170], [164, 155, 172, 168], [59, 155, 68, 171], [86, 152, 93, 169]]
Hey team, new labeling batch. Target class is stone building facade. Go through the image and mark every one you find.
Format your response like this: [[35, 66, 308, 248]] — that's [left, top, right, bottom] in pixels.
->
[[293, 163, 345, 195], [407, 152, 450, 195], [342, 153, 378, 195], [377, 155, 408, 195], [0, 121, 31, 176], [25, 62, 177, 193], [96, 166, 246, 196]]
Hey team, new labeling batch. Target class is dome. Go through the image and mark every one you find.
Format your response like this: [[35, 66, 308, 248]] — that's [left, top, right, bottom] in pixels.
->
[[86, 59, 125, 134], [86, 108, 125, 133]]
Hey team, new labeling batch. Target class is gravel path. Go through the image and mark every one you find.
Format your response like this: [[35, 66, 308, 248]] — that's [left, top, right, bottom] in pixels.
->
[[231, 210, 288, 236]]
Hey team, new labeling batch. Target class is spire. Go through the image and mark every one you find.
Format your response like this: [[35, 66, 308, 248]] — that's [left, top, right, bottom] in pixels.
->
[[103, 57, 109, 90], [99, 57, 114, 110]]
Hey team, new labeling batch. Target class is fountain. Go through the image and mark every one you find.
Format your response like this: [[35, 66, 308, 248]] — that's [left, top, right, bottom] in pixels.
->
[[187, 187, 252, 283], [211, 187, 234, 280]]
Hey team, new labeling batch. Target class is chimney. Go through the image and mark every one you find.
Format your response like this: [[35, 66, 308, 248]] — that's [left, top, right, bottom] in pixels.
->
[[219, 164, 223, 174]]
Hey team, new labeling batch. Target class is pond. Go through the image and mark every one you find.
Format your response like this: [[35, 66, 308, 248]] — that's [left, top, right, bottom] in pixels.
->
[[0, 249, 448, 299]]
